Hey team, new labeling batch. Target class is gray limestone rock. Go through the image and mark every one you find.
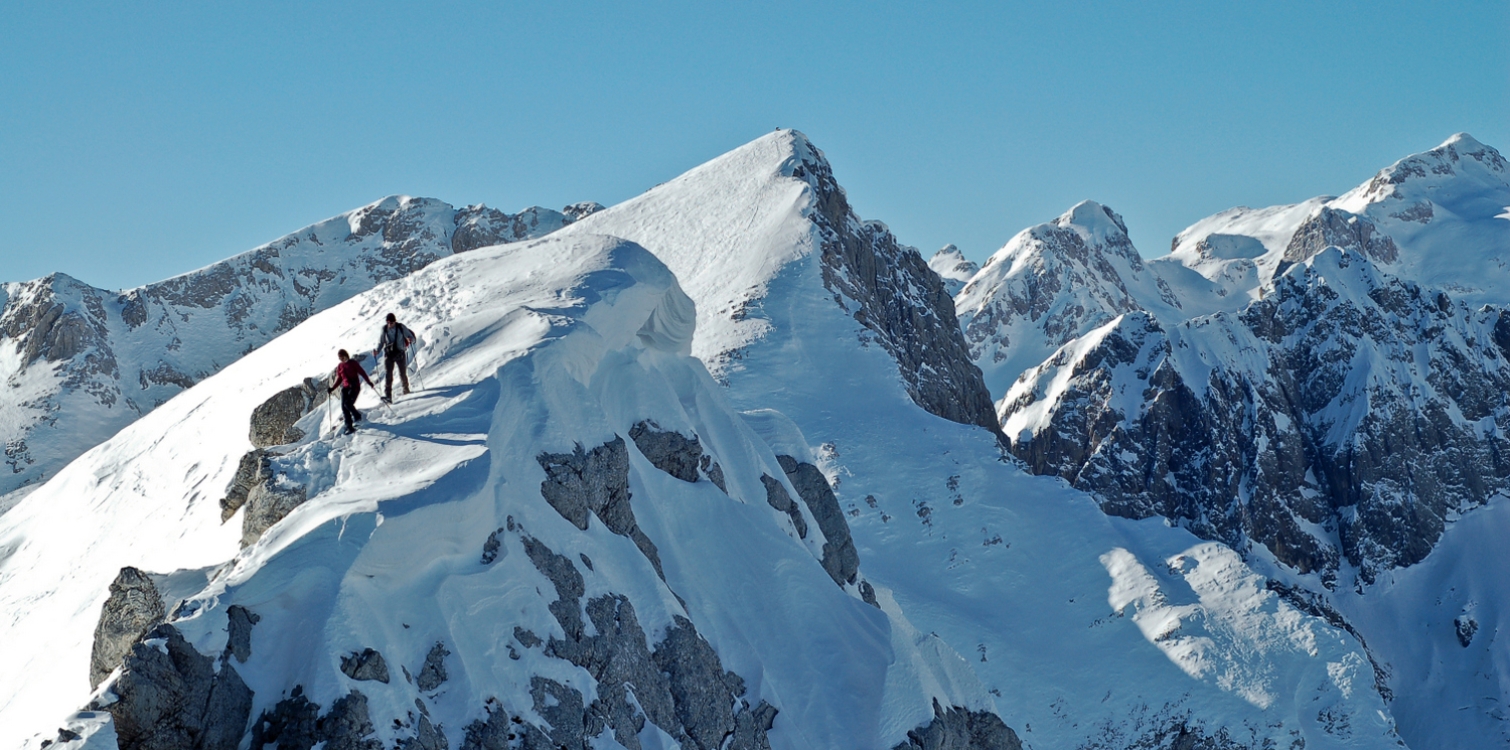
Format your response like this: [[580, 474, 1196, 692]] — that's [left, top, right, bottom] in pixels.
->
[[459, 701, 515, 750], [521, 535, 776, 750], [240, 477, 308, 547], [339, 648, 390, 683], [1277, 207, 1399, 276], [629, 420, 703, 482], [249, 379, 328, 448], [397, 715, 448, 750], [221, 449, 272, 522], [513, 626, 542, 649], [562, 202, 606, 222], [416, 642, 450, 692], [729, 701, 779, 750], [891, 701, 1022, 750], [249, 686, 381, 750], [107, 623, 253, 750], [777, 456, 859, 586], [759, 474, 808, 538], [528, 676, 604, 750], [794, 146, 1000, 437], [700, 455, 727, 492], [223, 605, 260, 664], [91, 567, 166, 689], [537, 437, 665, 579]]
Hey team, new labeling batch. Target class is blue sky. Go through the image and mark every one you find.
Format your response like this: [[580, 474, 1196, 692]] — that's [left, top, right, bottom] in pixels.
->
[[2, 1, 1505, 289]]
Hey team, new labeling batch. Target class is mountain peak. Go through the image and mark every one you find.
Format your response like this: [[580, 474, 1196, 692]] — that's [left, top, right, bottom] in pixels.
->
[[1059, 200, 1131, 241]]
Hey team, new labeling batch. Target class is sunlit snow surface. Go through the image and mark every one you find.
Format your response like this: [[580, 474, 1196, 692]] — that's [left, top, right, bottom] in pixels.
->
[[2, 130, 1409, 748]]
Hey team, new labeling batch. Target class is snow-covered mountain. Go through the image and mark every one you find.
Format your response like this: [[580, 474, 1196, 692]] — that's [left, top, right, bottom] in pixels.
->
[[927, 245, 977, 295], [0, 130, 1408, 750], [966, 133, 1510, 747], [0, 198, 600, 505], [1168, 133, 1510, 306]]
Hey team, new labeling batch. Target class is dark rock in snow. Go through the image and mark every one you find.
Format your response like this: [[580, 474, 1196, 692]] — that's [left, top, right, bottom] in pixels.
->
[[629, 420, 703, 482], [538, 437, 665, 579], [107, 623, 253, 750], [416, 642, 450, 692], [778, 455, 859, 586], [513, 626, 542, 649], [397, 715, 448, 750], [339, 648, 390, 683], [1455, 614, 1479, 648], [249, 686, 381, 750], [891, 700, 1022, 750], [480, 527, 505, 565], [760, 474, 809, 539], [700, 454, 727, 492], [223, 605, 260, 664], [90, 566, 166, 689]]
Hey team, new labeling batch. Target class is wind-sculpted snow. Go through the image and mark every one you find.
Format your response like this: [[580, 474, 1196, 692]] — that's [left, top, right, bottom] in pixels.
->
[[0, 197, 586, 500], [564, 129, 1000, 435], [3, 232, 1014, 748], [1002, 247, 1510, 588]]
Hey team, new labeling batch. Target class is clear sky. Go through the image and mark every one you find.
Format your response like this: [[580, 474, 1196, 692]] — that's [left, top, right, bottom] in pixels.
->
[[2, 1, 1506, 290]]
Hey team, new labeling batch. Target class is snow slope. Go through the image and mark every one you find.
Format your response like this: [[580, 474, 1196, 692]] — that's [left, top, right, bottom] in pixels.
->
[[558, 130, 1402, 748], [0, 197, 590, 500], [3, 232, 1008, 749]]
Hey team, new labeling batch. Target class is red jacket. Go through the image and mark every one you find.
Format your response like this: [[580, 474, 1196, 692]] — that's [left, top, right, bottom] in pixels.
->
[[332, 360, 370, 389]]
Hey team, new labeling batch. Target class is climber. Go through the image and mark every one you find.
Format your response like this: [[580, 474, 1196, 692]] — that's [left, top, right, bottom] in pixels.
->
[[328, 349, 377, 435], [373, 312, 416, 402]]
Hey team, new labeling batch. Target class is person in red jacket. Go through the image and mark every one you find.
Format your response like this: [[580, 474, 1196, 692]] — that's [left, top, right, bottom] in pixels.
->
[[328, 349, 377, 435]]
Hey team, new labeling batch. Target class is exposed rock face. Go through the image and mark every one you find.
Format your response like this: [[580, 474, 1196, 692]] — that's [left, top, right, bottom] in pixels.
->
[[629, 420, 703, 482], [415, 642, 450, 692], [241, 478, 308, 548], [106, 623, 254, 750], [759, 474, 809, 539], [224, 605, 260, 664], [1001, 249, 1510, 583], [892, 701, 1022, 750], [776, 455, 858, 586], [537, 437, 664, 578], [248, 378, 328, 447], [521, 535, 777, 750], [1455, 613, 1479, 648], [90, 567, 166, 689], [1276, 207, 1399, 276], [339, 649, 390, 683], [248, 686, 380, 750], [795, 145, 1000, 436], [220, 449, 271, 522]]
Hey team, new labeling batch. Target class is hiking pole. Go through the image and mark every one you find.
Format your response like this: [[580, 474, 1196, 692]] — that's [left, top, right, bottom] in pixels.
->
[[408, 357, 424, 392]]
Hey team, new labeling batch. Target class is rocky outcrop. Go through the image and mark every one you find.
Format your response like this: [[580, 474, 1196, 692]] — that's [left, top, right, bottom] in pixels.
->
[[220, 449, 271, 521], [927, 245, 979, 296], [1455, 613, 1479, 648], [776, 455, 858, 587], [537, 437, 664, 578], [224, 605, 259, 664], [892, 701, 1022, 750], [415, 642, 450, 692], [90, 567, 166, 689], [1276, 207, 1399, 277], [240, 478, 308, 548], [105, 623, 254, 750], [521, 535, 777, 750], [794, 145, 1000, 436], [339, 649, 390, 683], [629, 420, 726, 489], [1001, 249, 1510, 583], [248, 378, 328, 447], [248, 686, 380, 750], [760, 474, 809, 539]]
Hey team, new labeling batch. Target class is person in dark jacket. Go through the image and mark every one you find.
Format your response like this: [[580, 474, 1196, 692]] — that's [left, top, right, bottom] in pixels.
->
[[374, 313, 416, 401], [328, 349, 377, 435]]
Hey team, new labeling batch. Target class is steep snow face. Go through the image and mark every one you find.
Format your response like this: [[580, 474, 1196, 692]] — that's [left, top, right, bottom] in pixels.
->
[[1169, 134, 1510, 305], [1001, 247, 1510, 587], [0, 197, 583, 498], [3, 233, 1008, 749], [955, 201, 1210, 397], [554, 134, 1398, 748], [927, 244, 977, 295], [565, 129, 1000, 435]]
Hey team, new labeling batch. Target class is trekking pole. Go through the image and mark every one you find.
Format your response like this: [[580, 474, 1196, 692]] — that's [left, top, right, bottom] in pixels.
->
[[408, 357, 424, 392], [324, 390, 337, 437]]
